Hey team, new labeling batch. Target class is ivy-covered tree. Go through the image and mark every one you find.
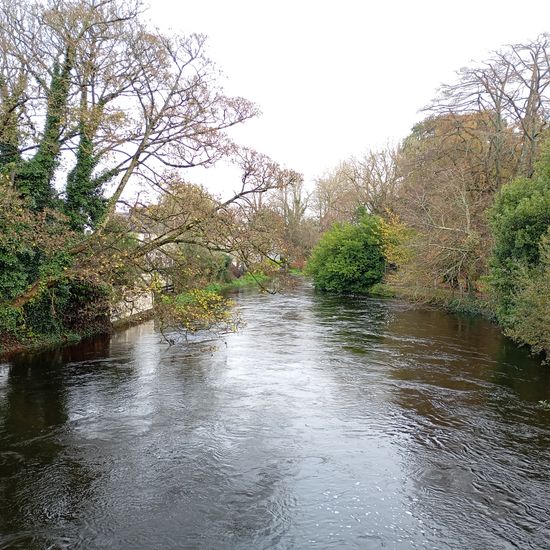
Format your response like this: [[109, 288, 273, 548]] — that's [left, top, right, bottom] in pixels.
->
[[0, 0, 298, 350]]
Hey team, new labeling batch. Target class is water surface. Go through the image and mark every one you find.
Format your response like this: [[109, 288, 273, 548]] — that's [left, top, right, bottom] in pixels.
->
[[1, 283, 549, 549]]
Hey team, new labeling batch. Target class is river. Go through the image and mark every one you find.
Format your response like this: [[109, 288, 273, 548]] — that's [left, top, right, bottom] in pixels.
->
[[1, 282, 549, 549]]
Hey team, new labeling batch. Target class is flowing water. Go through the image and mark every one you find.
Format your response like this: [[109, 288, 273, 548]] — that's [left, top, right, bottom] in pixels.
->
[[1, 282, 550, 549]]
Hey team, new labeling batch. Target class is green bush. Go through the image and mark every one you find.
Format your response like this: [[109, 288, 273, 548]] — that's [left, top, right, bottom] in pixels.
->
[[305, 213, 386, 293], [504, 234, 550, 359], [488, 150, 550, 358], [0, 279, 111, 354]]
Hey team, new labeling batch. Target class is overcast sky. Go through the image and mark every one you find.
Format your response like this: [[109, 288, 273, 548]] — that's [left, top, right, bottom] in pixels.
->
[[147, 0, 550, 192]]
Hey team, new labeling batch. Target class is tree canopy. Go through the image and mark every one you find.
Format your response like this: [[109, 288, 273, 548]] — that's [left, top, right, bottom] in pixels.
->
[[488, 150, 550, 330], [305, 34, 550, 359], [0, 0, 301, 349]]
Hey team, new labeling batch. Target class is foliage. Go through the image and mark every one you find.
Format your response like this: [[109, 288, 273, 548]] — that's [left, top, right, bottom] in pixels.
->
[[151, 269, 269, 344], [392, 113, 508, 293], [0, 181, 74, 299], [489, 177, 550, 269], [0, 278, 110, 353], [367, 283, 397, 298], [486, 145, 550, 358], [488, 168, 550, 327], [495, 232, 550, 359], [303, 34, 550, 361], [13, 51, 73, 210], [204, 271, 270, 293], [379, 213, 412, 266], [167, 244, 232, 294], [0, 1, 300, 353], [306, 212, 387, 293], [156, 289, 238, 340], [65, 133, 109, 231]]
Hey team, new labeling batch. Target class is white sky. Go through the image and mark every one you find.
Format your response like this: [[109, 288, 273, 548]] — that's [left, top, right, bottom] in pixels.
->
[[147, 0, 550, 193]]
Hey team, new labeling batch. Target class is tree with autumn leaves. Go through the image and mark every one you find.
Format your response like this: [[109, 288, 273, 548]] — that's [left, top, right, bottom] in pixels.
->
[[0, 0, 298, 350], [307, 34, 550, 359]]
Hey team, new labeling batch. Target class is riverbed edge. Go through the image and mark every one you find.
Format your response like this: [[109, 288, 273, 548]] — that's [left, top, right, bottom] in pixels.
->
[[368, 283, 496, 319], [0, 275, 271, 359]]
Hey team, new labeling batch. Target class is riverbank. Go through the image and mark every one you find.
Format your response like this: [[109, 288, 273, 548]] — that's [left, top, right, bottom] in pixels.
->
[[203, 272, 271, 294], [368, 282, 495, 319], [0, 328, 104, 362]]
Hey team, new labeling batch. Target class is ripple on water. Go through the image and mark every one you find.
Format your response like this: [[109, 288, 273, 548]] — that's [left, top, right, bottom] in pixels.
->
[[0, 283, 549, 549]]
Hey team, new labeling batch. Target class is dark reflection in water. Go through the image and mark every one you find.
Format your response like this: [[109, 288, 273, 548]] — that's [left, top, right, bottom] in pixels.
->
[[1, 282, 549, 549]]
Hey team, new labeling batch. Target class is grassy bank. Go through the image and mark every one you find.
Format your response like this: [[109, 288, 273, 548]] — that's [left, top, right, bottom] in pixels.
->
[[368, 282, 496, 319], [202, 272, 271, 294]]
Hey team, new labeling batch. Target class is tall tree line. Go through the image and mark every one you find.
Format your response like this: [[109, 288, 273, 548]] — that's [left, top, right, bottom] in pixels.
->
[[308, 34, 550, 358]]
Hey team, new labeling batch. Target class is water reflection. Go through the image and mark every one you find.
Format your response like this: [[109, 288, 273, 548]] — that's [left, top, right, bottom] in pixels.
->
[[0, 338, 111, 549], [380, 307, 550, 548], [0, 283, 549, 549]]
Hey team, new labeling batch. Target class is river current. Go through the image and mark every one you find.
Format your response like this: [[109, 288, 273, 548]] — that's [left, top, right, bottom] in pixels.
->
[[1, 282, 549, 549]]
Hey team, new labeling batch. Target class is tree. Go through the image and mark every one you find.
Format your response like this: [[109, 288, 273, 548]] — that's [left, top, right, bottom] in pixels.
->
[[428, 34, 550, 182], [504, 232, 550, 359], [311, 146, 399, 231], [0, 0, 298, 348], [305, 212, 386, 294], [392, 113, 505, 292], [0, 0, 264, 207], [312, 163, 358, 231], [342, 148, 399, 215], [267, 174, 319, 266], [390, 35, 550, 296]]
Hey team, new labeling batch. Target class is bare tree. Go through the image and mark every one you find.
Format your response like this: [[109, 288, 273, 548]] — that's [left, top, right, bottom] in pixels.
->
[[312, 163, 357, 230], [344, 147, 399, 215], [394, 114, 498, 291], [311, 146, 398, 230], [428, 33, 550, 182]]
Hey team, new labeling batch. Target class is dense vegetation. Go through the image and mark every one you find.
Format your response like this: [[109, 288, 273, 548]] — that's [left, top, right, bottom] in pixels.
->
[[306, 213, 386, 293], [0, 0, 303, 353], [305, 35, 550, 361], [0, 0, 548, 363], [488, 156, 550, 356]]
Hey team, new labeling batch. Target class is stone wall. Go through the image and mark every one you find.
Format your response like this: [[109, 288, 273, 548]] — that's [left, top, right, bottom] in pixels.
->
[[111, 289, 154, 324]]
